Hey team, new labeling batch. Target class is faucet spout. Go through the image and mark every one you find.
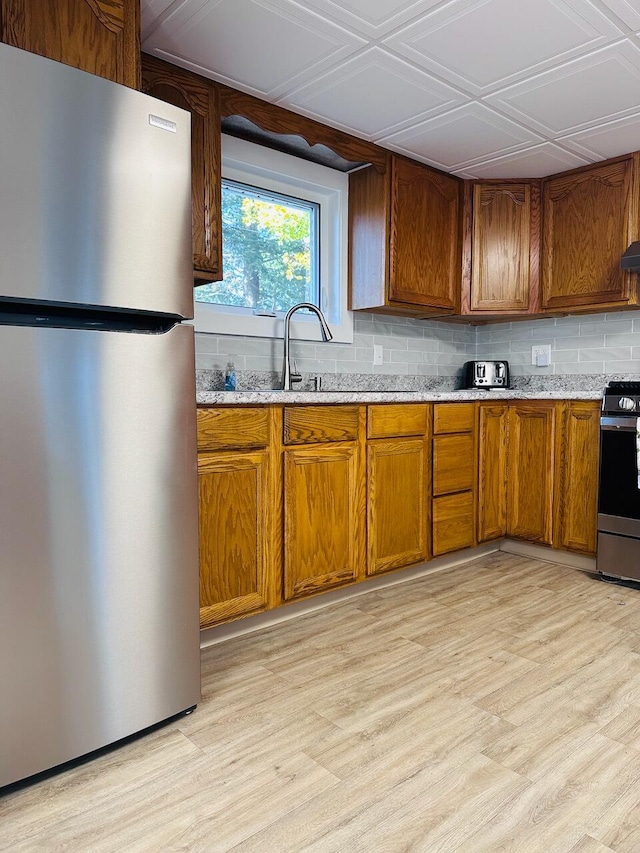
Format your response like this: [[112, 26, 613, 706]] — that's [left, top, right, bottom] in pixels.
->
[[282, 302, 333, 390]]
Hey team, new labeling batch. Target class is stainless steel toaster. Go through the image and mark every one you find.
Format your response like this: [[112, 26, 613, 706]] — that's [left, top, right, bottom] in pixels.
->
[[463, 360, 509, 389]]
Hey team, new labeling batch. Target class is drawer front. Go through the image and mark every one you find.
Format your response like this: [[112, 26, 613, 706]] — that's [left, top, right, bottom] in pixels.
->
[[432, 492, 475, 556], [197, 408, 270, 451], [367, 404, 429, 439], [433, 402, 475, 434], [433, 433, 475, 495], [284, 406, 359, 445]]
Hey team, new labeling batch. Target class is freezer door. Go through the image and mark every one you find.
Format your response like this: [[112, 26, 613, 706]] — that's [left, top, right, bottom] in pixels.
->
[[0, 323, 200, 787], [0, 43, 193, 319]]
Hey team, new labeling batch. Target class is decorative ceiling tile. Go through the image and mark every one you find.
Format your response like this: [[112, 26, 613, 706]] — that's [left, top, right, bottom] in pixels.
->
[[141, 0, 176, 35], [143, 0, 365, 98], [457, 143, 590, 179], [485, 40, 640, 135], [287, 0, 445, 38], [559, 113, 640, 159], [384, 0, 623, 94], [599, 0, 640, 30], [378, 103, 541, 168], [283, 48, 466, 138]]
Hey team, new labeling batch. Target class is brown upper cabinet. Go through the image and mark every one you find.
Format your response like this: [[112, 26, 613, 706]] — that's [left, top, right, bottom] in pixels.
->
[[350, 155, 462, 316], [0, 0, 140, 87], [542, 156, 639, 312], [461, 181, 541, 317], [141, 54, 222, 282]]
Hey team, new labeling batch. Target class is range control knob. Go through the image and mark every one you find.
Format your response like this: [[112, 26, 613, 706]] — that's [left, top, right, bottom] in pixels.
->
[[619, 396, 636, 411]]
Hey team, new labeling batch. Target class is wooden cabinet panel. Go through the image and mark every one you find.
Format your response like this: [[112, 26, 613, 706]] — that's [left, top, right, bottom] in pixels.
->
[[348, 164, 390, 311], [198, 451, 271, 627], [542, 158, 637, 311], [197, 407, 270, 451], [390, 157, 461, 311], [477, 403, 508, 542], [367, 404, 428, 439], [555, 401, 600, 555], [433, 402, 475, 434], [0, 0, 140, 87], [507, 402, 556, 544], [284, 406, 359, 445], [284, 445, 364, 600], [433, 492, 475, 556], [368, 439, 428, 575], [141, 54, 222, 282], [462, 181, 541, 316], [433, 433, 475, 496]]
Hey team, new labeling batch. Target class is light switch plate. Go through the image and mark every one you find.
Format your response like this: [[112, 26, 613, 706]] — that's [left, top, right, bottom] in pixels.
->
[[373, 344, 384, 365], [531, 344, 551, 367]]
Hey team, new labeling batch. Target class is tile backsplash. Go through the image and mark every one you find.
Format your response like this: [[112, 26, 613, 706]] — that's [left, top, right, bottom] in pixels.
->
[[195, 308, 640, 388]]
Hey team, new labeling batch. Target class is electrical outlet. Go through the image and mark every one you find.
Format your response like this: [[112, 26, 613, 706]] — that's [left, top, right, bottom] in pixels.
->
[[373, 344, 384, 366], [531, 344, 551, 367]]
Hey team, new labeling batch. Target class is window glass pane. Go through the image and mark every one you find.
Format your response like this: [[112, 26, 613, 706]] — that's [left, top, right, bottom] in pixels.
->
[[196, 179, 319, 312]]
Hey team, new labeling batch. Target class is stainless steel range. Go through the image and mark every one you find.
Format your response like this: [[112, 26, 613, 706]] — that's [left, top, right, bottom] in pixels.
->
[[598, 381, 640, 581]]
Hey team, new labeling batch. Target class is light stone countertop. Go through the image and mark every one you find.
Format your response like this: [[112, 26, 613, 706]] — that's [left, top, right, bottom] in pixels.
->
[[197, 388, 603, 406]]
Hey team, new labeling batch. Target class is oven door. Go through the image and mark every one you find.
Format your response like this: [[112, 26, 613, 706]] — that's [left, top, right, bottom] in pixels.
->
[[599, 416, 640, 532]]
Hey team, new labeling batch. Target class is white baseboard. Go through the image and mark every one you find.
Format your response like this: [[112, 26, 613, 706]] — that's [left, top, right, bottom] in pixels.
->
[[499, 538, 597, 571], [200, 542, 499, 649]]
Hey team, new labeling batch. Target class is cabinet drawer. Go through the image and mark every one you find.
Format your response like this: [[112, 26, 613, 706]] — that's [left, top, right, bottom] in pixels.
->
[[284, 406, 359, 445], [433, 403, 475, 434], [433, 492, 475, 556], [367, 404, 429, 439], [197, 408, 270, 451], [433, 433, 475, 495]]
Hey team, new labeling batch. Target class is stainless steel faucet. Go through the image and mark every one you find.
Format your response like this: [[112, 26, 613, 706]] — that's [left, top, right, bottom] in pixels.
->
[[282, 302, 333, 390]]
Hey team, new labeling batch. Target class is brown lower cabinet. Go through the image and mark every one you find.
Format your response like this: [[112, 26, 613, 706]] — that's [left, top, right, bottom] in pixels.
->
[[366, 404, 430, 575], [507, 401, 556, 544], [197, 398, 600, 628]]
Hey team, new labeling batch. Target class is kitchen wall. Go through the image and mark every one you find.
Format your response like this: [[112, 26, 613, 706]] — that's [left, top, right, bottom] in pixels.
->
[[195, 308, 640, 388], [195, 311, 477, 384], [476, 309, 640, 376]]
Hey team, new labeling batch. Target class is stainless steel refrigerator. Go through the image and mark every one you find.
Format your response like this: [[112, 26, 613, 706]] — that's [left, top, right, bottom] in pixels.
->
[[0, 43, 200, 788]]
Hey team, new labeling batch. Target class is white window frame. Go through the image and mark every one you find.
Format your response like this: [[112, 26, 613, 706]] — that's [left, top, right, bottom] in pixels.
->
[[194, 134, 353, 344]]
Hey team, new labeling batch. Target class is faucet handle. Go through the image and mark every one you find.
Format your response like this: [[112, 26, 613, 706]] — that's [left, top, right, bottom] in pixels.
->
[[290, 359, 302, 386]]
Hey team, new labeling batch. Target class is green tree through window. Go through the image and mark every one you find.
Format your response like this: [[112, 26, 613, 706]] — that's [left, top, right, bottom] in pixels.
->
[[196, 180, 319, 312]]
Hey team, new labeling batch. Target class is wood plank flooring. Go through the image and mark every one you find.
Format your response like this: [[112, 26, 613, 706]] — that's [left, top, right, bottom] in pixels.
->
[[5, 553, 640, 851]]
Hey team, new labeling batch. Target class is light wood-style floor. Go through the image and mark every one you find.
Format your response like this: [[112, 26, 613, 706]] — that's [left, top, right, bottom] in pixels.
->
[[6, 553, 640, 852]]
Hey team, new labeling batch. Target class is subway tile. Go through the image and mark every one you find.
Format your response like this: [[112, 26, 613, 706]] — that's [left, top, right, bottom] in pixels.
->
[[354, 333, 374, 347], [335, 360, 372, 374], [390, 349, 423, 363], [391, 323, 424, 338], [374, 362, 409, 375], [551, 349, 579, 363], [243, 355, 276, 371], [606, 359, 640, 373], [581, 319, 633, 335], [292, 358, 337, 373], [322, 344, 355, 361], [355, 347, 374, 362], [555, 335, 604, 350], [604, 333, 640, 347], [374, 334, 407, 350], [407, 338, 439, 352], [415, 363, 438, 376], [371, 322, 399, 336], [195, 332, 218, 354], [555, 362, 605, 374], [289, 342, 318, 360], [579, 347, 631, 361], [490, 326, 532, 342]]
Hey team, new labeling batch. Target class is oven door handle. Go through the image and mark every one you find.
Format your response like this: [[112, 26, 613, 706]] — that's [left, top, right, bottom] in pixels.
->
[[600, 416, 639, 431]]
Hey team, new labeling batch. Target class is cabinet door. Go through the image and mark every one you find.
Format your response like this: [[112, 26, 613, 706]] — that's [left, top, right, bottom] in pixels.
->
[[507, 403, 556, 544], [284, 445, 364, 600], [389, 157, 460, 311], [555, 401, 600, 555], [477, 403, 508, 542], [0, 0, 139, 87], [141, 54, 222, 282], [542, 158, 636, 311], [467, 182, 540, 314], [198, 451, 271, 627], [368, 439, 428, 575]]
